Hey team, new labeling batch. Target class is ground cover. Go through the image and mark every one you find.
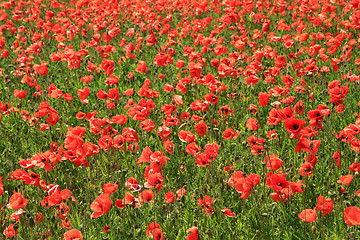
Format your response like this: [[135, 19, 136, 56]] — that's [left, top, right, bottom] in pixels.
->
[[0, 0, 360, 239]]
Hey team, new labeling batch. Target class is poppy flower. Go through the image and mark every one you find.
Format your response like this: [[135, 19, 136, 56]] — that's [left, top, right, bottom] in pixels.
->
[[188, 62, 202, 78], [90, 193, 112, 218], [258, 92, 270, 107], [139, 190, 154, 203], [100, 59, 114, 75], [124, 192, 135, 205], [267, 130, 278, 140], [298, 209, 317, 222], [186, 226, 199, 240], [40, 123, 49, 131], [349, 163, 360, 172], [80, 75, 93, 83], [33, 62, 48, 76], [337, 175, 353, 186], [14, 89, 27, 98], [102, 182, 118, 195], [7, 191, 29, 209], [0, 176, 3, 196], [123, 88, 134, 96], [103, 225, 110, 233], [222, 127, 235, 140], [332, 150, 341, 169], [164, 139, 175, 154], [64, 229, 83, 240], [266, 172, 290, 191], [140, 119, 155, 132], [294, 100, 305, 115], [63, 93, 73, 101], [135, 60, 147, 73], [194, 120, 207, 136], [179, 130, 196, 143], [246, 118, 260, 131], [315, 196, 333, 217], [145, 172, 164, 192], [115, 199, 124, 208], [284, 118, 307, 133], [3, 224, 18, 238], [344, 206, 360, 226], [299, 162, 313, 177], [197, 195, 215, 215], [186, 142, 201, 155], [295, 138, 321, 154], [264, 154, 283, 171], [176, 187, 186, 200], [164, 191, 175, 203], [146, 222, 161, 238], [78, 87, 90, 101], [221, 208, 236, 217], [62, 219, 72, 229]]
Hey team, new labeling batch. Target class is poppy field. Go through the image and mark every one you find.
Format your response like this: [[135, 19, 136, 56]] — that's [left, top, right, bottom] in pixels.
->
[[2, 0, 360, 239]]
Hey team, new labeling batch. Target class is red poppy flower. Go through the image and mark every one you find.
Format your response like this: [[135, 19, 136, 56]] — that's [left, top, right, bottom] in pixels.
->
[[33, 62, 48, 76], [188, 62, 202, 78], [90, 193, 112, 218], [332, 150, 341, 169], [139, 190, 154, 203], [7, 191, 29, 209], [140, 119, 155, 132], [3, 224, 18, 238], [102, 182, 118, 195], [135, 60, 147, 73], [295, 138, 321, 154], [179, 130, 196, 143], [63, 93, 73, 101], [298, 209, 317, 222], [80, 75, 93, 83], [176, 187, 186, 200], [164, 191, 175, 203], [299, 162, 313, 177], [222, 127, 235, 140], [103, 225, 110, 233], [14, 89, 27, 98], [78, 87, 90, 101], [145, 172, 164, 193], [315, 196, 333, 217], [221, 208, 236, 217], [246, 118, 260, 131], [100, 59, 114, 75], [115, 199, 124, 208], [0, 176, 3, 196], [264, 154, 283, 171], [146, 222, 164, 239], [294, 100, 305, 115], [197, 195, 215, 215], [64, 229, 83, 240], [284, 118, 307, 133], [98, 135, 113, 150], [123, 88, 134, 96], [186, 226, 199, 240], [186, 142, 201, 155], [194, 120, 207, 136], [344, 206, 360, 226], [258, 92, 270, 107], [337, 175, 353, 186], [176, 59, 185, 69], [266, 172, 290, 191], [123, 192, 135, 205]]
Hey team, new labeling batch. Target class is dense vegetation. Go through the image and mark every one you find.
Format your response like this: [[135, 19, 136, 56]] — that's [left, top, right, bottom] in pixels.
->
[[1, 0, 360, 239]]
